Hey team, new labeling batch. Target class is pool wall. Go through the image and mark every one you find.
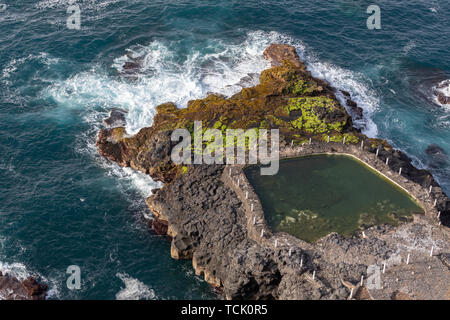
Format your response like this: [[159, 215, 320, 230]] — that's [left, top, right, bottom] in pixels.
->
[[222, 140, 443, 247]]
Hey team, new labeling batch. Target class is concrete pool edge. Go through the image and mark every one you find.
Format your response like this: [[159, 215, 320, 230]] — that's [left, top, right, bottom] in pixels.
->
[[223, 140, 443, 248]]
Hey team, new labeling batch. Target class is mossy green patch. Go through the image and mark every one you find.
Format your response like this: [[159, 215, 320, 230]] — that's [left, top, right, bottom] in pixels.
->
[[288, 79, 319, 96], [285, 97, 346, 134]]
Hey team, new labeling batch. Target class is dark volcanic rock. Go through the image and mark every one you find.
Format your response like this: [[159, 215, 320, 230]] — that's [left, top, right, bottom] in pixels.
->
[[437, 92, 450, 105], [341, 90, 351, 98], [0, 274, 47, 300], [123, 61, 140, 70], [22, 277, 48, 298], [237, 73, 259, 88], [434, 79, 450, 105], [147, 165, 287, 299], [425, 144, 448, 168], [263, 44, 303, 68], [121, 53, 144, 73], [346, 99, 363, 119], [426, 144, 446, 156], [104, 108, 127, 128], [151, 216, 169, 236]]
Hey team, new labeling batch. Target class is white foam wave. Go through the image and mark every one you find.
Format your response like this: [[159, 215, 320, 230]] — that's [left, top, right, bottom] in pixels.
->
[[0, 261, 30, 281], [35, 0, 120, 10], [45, 30, 382, 198], [44, 31, 276, 197], [1, 52, 59, 86], [0, 260, 60, 299], [105, 163, 162, 198], [109, 30, 379, 136], [402, 40, 416, 55], [115, 272, 156, 300], [112, 34, 273, 134], [308, 60, 379, 136]]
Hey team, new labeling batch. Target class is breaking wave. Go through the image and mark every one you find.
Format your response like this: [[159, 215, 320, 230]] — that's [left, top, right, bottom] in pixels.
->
[[43, 30, 381, 197], [115, 272, 156, 300], [0, 260, 60, 299], [433, 79, 450, 109]]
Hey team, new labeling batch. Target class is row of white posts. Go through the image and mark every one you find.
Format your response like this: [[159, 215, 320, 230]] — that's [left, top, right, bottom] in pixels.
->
[[288, 136, 362, 146], [352, 246, 437, 300], [372, 150, 442, 220]]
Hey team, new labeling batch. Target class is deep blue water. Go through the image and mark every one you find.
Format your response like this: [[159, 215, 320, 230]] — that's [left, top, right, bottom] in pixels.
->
[[0, 0, 448, 299]]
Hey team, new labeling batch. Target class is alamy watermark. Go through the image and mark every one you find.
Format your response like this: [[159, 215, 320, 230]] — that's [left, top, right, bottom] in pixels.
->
[[0, 3, 7, 13], [66, 265, 81, 290], [367, 5, 381, 30], [171, 121, 279, 175], [67, 1, 81, 30], [366, 264, 381, 289]]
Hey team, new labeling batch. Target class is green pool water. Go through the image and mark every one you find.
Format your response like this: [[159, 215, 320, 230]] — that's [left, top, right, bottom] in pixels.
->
[[244, 154, 424, 243]]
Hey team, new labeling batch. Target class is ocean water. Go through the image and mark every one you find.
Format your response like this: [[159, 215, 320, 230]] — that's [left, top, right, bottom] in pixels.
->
[[0, 0, 448, 299]]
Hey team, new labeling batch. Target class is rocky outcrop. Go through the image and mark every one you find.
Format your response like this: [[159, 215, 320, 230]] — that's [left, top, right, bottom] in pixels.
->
[[263, 44, 303, 69], [104, 108, 127, 128], [97, 44, 450, 299], [340, 90, 364, 121], [437, 93, 450, 105], [0, 272, 47, 300], [434, 79, 450, 105]]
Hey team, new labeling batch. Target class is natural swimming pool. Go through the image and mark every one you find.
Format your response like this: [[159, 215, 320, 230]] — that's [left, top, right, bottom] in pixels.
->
[[244, 154, 424, 242]]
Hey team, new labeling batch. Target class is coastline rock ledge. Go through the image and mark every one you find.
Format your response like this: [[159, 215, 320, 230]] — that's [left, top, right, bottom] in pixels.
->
[[97, 44, 450, 300], [0, 272, 47, 300]]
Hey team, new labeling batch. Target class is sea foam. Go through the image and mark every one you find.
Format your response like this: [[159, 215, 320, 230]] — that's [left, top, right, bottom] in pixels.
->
[[45, 30, 381, 197], [115, 272, 156, 300]]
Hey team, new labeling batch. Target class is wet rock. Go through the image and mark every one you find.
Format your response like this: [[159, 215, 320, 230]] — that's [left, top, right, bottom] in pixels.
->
[[433, 79, 450, 105], [21, 277, 48, 298], [426, 144, 446, 156], [263, 43, 303, 68], [425, 144, 448, 168], [346, 99, 363, 119], [0, 274, 47, 300], [437, 92, 450, 105], [387, 212, 414, 223], [438, 253, 450, 269], [340, 90, 351, 98], [338, 90, 364, 120], [123, 61, 140, 70], [237, 73, 259, 88], [103, 108, 127, 128], [171, 235, 195, 260], [121, 53, 144, 73], [151, 216, 169, 236]]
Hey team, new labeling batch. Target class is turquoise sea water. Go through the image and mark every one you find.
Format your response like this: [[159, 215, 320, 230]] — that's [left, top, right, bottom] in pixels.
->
[[0, 0, 448, 299]]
